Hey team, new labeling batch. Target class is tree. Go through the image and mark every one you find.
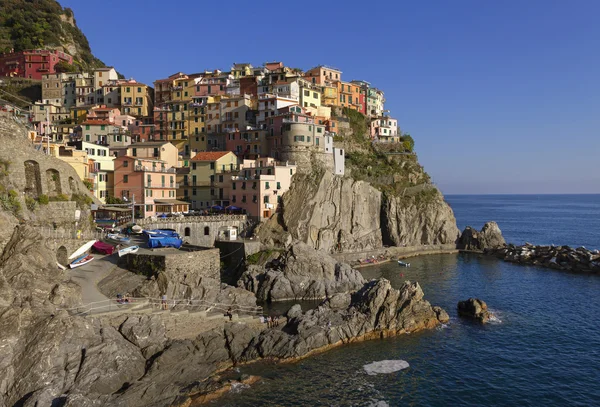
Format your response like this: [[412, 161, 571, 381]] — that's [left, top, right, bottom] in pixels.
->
[[400, 133, 415, 152], [105, 196, 124, 205]]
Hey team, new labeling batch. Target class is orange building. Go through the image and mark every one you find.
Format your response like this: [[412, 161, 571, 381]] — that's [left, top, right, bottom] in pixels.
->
[[337, 81, 363, 112], [113, 156, 187, 218]]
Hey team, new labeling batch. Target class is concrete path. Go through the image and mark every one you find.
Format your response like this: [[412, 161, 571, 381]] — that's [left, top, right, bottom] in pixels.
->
[[67, 254, 118, 304]]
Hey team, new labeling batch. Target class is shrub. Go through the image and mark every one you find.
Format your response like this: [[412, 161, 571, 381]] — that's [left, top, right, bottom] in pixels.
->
[[0, 190, 21, 216], [49, 194, 70, 202], [37, 194, 50, 205], [71, 193, 93, 209], [25, 196, 37, 211], [82, 179, 94, 191]]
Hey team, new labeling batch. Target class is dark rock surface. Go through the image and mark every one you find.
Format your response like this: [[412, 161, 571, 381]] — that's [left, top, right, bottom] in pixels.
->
[[457, 298, 492, 323], [486, 243, 600, 274], [457, 221, 506, 251], [238, 242, 366, 301]]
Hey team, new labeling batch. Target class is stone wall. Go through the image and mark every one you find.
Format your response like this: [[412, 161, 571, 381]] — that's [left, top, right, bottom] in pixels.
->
[[330, 244, 459, 264], [125, 248, 220, 281], [137, 215, 247, 247]]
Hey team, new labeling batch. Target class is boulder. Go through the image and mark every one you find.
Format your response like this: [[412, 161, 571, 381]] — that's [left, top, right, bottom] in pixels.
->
[[457, 298, 492, 323], [238, 242, 365, 301], [457, 221, 506, 251]]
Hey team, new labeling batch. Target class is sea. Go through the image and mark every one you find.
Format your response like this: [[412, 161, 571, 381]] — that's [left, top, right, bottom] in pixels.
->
[[211, 195, 600, 407]]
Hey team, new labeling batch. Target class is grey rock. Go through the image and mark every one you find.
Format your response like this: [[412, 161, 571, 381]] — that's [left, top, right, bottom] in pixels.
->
[[119, 315, 167, 359], [239, 242, 365, 301], [285, 304, 302, 319], [457, 298, 492, 323], [458, 221, 506, 251]]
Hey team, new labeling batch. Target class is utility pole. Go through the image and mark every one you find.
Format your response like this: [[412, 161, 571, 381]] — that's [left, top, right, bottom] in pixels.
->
[[132, 193, 135, 223], [45, 102, 50, 154]]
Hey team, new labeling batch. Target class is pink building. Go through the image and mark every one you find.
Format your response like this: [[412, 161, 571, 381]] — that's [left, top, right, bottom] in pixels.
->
[[113, 156, 186, 218], [230, 158, 297, 220], [370, 116, 399, 142], [225, 130, 270, 159], [0, 49, 73, 80]]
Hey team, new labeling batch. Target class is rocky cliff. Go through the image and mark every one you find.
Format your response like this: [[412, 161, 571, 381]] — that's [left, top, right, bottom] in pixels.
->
[[258, 172, 459, 253], [239, 242, 366, 301]]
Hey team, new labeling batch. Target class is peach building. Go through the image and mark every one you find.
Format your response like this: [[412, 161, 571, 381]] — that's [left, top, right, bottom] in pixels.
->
[[113, 156, 186, 218], [230, 158, 297, 221]]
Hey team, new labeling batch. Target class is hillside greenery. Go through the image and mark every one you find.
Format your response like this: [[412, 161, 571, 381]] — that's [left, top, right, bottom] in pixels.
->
[[0, 0, 106, 70]]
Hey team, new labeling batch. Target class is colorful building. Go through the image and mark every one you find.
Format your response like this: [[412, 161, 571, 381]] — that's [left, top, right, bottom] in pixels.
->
[[370, 116, 399, 142], [119, 81, 152, 117], [113, 156, 182, 217], [0, 49, 73, 80], [188, 151, 239, 209], [303, 65, 342, 86], [230, 158, 297, 221]]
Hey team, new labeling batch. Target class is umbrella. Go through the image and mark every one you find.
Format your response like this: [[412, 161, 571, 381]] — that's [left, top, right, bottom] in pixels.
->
[[159, 213, 167, 218], [226, 205, 241, 211], [211, 205, 224, 211]]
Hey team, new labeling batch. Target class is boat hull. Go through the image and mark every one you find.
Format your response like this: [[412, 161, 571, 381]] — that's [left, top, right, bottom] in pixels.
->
[[70, 254, 94, 269]]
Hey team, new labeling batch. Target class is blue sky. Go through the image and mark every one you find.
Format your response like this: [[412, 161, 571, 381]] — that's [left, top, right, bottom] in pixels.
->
[[59, 0, 600, 194]]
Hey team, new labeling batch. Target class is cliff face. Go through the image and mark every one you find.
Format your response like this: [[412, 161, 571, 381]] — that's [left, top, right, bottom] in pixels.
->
[[259, 172, 459, 252], [0, 0, 106, 69], [382, 189, 460, 246]]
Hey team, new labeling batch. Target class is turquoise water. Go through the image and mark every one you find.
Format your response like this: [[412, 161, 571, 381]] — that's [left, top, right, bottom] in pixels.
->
[[212, 195, 600, 406]]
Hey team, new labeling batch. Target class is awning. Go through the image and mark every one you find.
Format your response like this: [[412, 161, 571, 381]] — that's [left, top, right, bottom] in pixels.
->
[[154, 199, 190, 206]]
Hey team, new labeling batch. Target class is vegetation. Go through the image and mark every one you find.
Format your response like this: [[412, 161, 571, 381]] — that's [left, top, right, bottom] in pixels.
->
[[37, 194, 49, 205], [0, 189, 21, 215], [342, 107, 370, 147], [25, 196, 37, 211], [82, 179, 94, 191], [49, 193, 69, 202], [400, 133, 415, 152], [0, 0, 106, 69], [71, 192, 93, 209], [246, 249, 282, 265], [106, 195, 124, 205]]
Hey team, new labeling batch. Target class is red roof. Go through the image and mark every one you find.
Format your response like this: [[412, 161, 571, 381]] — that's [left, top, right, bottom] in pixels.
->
[[191, 151, 232, 161], [82, 119, 113, 125]]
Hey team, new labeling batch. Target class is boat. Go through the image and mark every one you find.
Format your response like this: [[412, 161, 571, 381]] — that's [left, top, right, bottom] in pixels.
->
[[118, 245, 139, 257], [68, 240, 97, 260], [106, 233, 131, 243], [148, 235, 183, 249], [398, 260, 411, 267], [131, 225, 143, 234], [57, 262, 66, 270], [92, 240, 116, 255], [69, 254, 94, 269]]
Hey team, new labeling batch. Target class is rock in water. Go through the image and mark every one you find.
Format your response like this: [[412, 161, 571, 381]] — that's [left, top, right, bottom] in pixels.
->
[[457, 298, 492, 323], [364, 360, 410, 375], [457, 221, 506, 251]]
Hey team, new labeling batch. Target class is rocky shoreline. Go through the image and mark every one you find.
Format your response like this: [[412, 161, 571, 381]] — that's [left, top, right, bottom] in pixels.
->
[[485, 243, 600, 274]]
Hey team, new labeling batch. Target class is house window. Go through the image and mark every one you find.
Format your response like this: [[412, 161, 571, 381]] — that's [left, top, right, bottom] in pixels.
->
[[204, 226, 210, 235], [265, 182, 270, 189], [276, 182, 281, 189], [123, 175, 128, 183], [210, 163, 215, 170], [184, 227, 191, 237], [123, 160, 129, 167]]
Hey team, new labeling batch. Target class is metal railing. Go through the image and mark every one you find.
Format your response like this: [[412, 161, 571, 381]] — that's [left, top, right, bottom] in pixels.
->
[[60, 296, 263, 316]]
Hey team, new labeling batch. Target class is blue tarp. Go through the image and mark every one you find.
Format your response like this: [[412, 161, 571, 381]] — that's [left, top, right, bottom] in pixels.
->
[[144, 229, 180, 238], [147, 236, 183, 249]]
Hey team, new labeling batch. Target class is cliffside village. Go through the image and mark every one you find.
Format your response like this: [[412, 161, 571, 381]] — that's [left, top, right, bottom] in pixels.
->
[[2, 53, 403, 222]]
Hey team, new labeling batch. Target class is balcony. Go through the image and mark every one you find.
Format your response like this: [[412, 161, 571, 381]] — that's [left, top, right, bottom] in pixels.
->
[[171, 86, 183, 91], [146, 183, 179, 189], [134, 165, 176, 174]]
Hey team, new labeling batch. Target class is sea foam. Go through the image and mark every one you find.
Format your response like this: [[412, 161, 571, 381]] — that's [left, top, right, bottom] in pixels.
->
[[363, 360, 409, 375]]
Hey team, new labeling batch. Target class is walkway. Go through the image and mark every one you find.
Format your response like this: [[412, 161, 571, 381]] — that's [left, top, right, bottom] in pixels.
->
[[67, 254, 117, 304]]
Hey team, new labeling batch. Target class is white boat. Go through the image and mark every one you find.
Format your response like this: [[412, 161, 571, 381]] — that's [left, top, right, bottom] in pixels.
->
[[118, 245, 139, 257], [107, 233, 131, 243], [68, 240, 97, 260], [69, 254, 94, 269], [398, 260, 411, 267]]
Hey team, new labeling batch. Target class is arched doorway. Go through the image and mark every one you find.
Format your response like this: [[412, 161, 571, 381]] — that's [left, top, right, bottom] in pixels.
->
[[46, 169, 62, 197], [184, 227, 191, 237], [24, 160, 42, 198]]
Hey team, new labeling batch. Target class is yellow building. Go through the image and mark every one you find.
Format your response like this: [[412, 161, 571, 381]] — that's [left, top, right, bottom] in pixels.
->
[[120, 81, 152, 117], [189, 151, 239, 209], [322, 85, 339, 107], [49, 144, 89, 180], [299, 78, 322, 109]]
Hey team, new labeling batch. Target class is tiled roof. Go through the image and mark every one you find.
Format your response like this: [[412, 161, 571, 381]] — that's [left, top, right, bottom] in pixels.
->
[[191, 151, 232, 161], [81, 119, 113, 125]]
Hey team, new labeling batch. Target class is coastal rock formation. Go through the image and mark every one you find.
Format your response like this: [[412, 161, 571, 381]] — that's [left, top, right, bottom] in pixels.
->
[[487, 243, 600, 274], [457, 221, 506, 251], [381, 189, 460, 246], [457, 298, 492, 323], [257, 171, 460, 253], [238, 242, 365, 301], [62, 278, 447, 407]]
